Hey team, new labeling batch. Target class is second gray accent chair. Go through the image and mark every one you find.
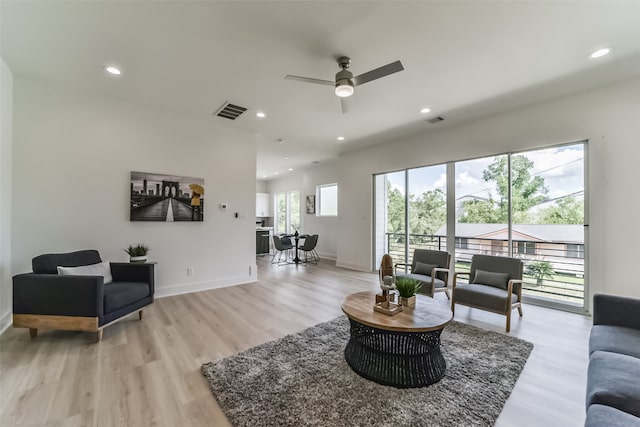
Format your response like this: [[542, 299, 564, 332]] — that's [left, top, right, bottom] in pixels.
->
[[395, 249, 451, 298], [451, 254, 524, 332]]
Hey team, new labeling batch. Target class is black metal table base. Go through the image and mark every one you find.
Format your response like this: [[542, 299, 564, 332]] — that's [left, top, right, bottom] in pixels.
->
[[344, 318, 446, 388]]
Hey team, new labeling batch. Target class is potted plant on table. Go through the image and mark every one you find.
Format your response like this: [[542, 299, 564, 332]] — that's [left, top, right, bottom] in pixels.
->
[[125, 243, 149, 263], [395, 277, 422, 307]]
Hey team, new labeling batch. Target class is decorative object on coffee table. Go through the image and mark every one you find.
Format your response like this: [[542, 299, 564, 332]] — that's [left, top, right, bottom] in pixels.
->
[[125, 243, 149, 263], [376, 253, 395, 304], [344, 291, 453, 388], [375, 267, 402, 315], [396, 277, 421, 307]]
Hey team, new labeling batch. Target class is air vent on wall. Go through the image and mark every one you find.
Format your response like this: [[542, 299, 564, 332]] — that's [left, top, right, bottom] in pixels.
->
[[215, 102, 248, 120], [427, 116, 444, 124]]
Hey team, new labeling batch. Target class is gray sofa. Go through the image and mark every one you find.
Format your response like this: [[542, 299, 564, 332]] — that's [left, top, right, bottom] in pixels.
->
[[586, 294, 640, 426]]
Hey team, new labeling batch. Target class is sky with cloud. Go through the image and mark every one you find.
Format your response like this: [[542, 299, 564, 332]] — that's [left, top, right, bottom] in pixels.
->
[[386, 142, 584, 203]]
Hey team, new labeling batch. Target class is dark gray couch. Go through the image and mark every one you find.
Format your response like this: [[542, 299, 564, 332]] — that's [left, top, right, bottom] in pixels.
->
[[13, 249, 154, 341], [585, 294, 640, 426]]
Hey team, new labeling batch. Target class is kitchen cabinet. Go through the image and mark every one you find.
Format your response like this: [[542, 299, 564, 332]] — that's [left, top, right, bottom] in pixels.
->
[[256, 192, 272, 217], [256, 230, 270, 254]]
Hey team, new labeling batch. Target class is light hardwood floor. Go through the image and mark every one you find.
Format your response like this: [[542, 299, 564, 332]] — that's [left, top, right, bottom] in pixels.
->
[[0, 256, 592, 426]]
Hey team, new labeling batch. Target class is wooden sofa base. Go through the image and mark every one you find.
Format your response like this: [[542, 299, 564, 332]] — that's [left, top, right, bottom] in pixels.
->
[[13, 309, 146, 342]]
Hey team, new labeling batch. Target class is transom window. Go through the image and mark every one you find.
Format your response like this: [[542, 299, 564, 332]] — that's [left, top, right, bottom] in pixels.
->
[[317, 183, 338, 216]]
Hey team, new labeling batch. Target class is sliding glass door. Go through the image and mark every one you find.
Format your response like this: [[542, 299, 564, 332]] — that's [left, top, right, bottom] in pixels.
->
[[511, 144, 586, 307], [453, 144, 586, 308], [374, 165, 446, 271], [374, 141, 587, 309], [454, 155, 509, 276]]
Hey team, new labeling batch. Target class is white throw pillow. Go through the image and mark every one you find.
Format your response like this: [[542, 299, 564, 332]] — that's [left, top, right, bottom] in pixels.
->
[[57, 261, 113, 284]]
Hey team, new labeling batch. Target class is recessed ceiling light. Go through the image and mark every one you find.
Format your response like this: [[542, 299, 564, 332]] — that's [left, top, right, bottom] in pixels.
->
[[274, 171, 279, 175], [104, 66, 121, 75], [420, 107, 431, 114], [256, 112, 266, 118], [590, 48, 611, 59], [262, 175, 267, 178], [337, 136, 345, 141], [288, 168, 293, 171], [283, 156, 289, 160]]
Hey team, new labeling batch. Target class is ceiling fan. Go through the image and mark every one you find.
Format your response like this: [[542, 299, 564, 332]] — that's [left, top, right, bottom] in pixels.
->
[[285, 56, 404, 114]]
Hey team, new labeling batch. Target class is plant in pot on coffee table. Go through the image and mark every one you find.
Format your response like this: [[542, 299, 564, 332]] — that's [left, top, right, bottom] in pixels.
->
[[395, 277, 421, 307]]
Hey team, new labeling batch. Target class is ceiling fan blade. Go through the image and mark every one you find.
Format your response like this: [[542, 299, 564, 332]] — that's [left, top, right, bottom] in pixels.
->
[[340, 97, 350, 114], [353, 60, 404, 86], [285, 75, 334, 86]]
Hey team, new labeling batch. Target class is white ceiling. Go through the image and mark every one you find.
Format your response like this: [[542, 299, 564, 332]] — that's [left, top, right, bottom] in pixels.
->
[[3, 1, 640, 180]]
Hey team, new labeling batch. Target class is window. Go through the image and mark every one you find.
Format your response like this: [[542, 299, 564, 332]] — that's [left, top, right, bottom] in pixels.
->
[[276, 193, 286, 233], [455, 237, 468, 249], [515, 241, 536, 255], [566, 244, 584, 259], [274, 191, 300, 234], [317, 184, 338, 216], [374, 141, 587, 308]]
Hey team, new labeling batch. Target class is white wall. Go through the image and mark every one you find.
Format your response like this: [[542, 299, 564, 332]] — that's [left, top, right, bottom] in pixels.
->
[[255, 181, 268, 193], [12, 77, 258, 298], [334, 76, 640, 304], [0, 57, 13, 332], [268, 163, 340, 260]]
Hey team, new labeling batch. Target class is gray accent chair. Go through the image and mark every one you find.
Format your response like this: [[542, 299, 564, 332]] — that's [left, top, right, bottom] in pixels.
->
[[395, 249, 451, 298], [13, 250, 154, 342], [585, 294, 640, 426], [451, 254, 523, 332]]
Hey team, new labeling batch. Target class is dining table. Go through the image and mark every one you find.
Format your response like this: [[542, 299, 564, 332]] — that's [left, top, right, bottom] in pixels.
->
[[287, 232, 309, 264]]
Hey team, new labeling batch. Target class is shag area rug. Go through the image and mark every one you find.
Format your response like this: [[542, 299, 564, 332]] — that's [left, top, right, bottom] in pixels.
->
[[201, 316, 533, 427]]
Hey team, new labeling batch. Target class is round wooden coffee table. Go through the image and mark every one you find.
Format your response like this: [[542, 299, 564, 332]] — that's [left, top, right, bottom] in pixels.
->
[[341, 291, 453, 388]]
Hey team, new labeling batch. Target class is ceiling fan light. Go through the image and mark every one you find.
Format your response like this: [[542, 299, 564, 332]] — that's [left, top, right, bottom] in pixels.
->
[[335, 80, 354, 98]]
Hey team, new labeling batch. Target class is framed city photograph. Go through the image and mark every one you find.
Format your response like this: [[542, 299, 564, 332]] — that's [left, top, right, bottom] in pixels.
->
[[130, 171, 204, 222], [306, 195, 316, 214]]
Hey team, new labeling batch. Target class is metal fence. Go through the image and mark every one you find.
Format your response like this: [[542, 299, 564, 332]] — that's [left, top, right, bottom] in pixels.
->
[[386, 232, 584, 306]]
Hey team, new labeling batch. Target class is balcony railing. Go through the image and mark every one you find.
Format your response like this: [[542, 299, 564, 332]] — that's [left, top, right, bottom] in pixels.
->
[[386, 232, 584, 306]]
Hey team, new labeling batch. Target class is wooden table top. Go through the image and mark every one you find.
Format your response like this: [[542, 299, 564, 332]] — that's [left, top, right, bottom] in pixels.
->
[[341, 291, 453, 333]]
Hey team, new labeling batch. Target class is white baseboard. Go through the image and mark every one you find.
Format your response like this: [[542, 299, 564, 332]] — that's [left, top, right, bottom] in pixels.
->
[[336, 260, 371, 272], [155, 272, 257, 299], [0, 311, 12, 336], [317, 252, 337, 261]]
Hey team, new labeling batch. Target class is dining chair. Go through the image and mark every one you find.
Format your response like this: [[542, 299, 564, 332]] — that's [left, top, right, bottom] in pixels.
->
[[271, 235, 293, 265], [299, 234, 319, 264]]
